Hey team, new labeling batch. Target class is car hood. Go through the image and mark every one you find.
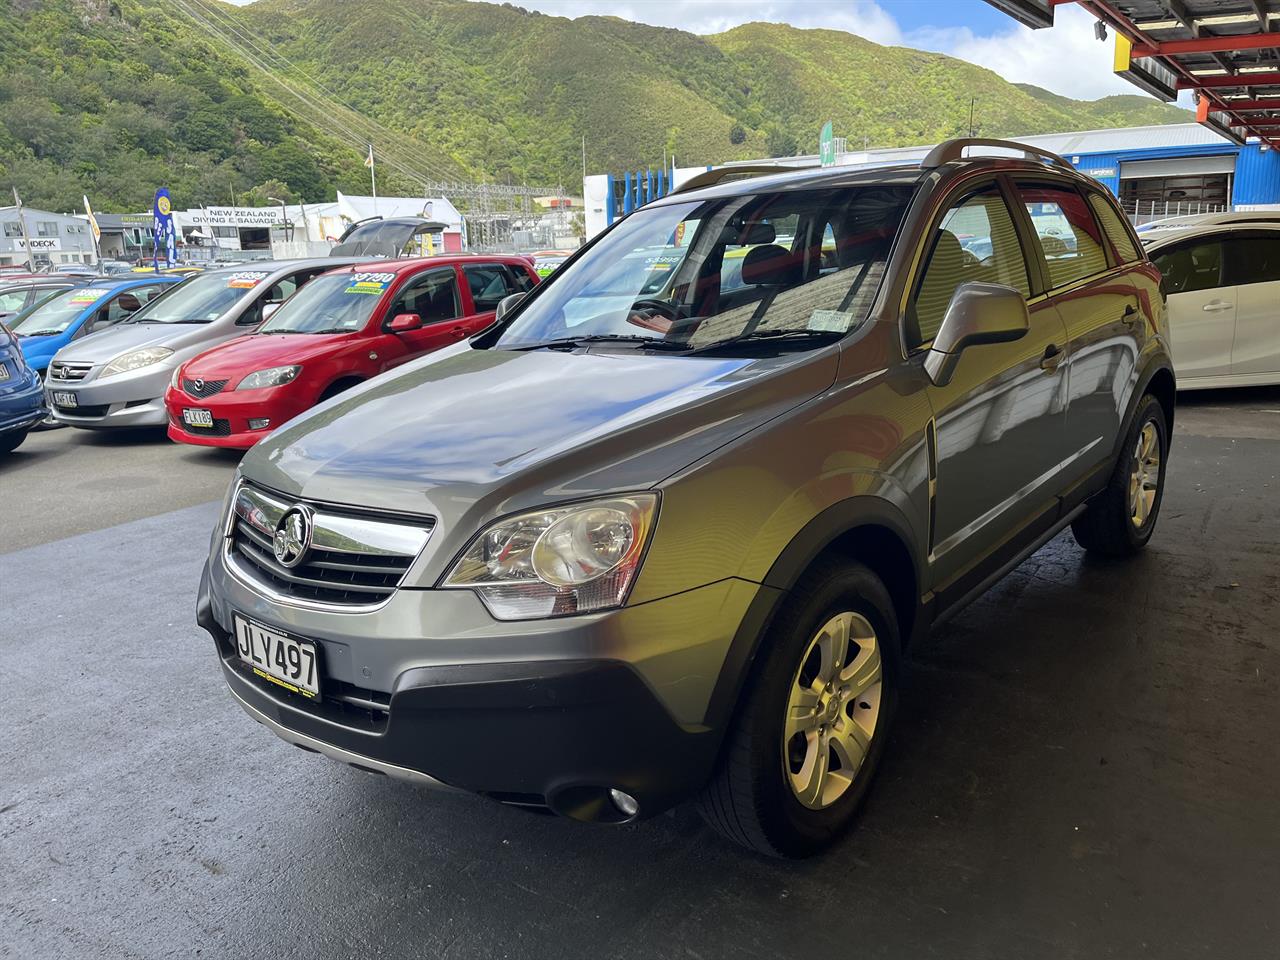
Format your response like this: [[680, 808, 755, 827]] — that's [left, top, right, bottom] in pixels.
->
[[241, 342, 838, 522], [17, 334, 64, 362], [54, 321, 227, 364], [183, 332, 355, 379]]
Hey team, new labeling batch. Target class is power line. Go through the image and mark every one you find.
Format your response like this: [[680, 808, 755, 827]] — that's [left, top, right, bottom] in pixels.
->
[[172, 0, 466, 186]]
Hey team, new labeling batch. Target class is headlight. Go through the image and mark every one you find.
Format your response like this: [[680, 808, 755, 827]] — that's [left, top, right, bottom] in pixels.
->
[[102, 347, 174, 378], [442, 494, 658, 620], [236, 365, 301, 390]]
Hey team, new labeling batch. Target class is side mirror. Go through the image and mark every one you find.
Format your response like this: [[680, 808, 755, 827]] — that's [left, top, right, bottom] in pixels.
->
[[388, 312, 424, 333], [495, 293, 524, 323], [261, 302, 282, 321], [924, 281, 1029, 388]]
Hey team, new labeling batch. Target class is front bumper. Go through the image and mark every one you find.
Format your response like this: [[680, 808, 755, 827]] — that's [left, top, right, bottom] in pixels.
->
[[0, 369, 48, 434], [198, 552, 761, 819], [165, 383, 309, 449], [46, 363, 173, 428]]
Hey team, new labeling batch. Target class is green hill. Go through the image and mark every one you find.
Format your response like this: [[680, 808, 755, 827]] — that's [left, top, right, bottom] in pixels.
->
[[0, 0, 1190, 212]]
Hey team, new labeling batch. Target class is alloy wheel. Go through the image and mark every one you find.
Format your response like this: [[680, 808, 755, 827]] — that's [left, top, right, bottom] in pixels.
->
[[1128, 420, 1162, 529], [782, 611, 883, 810]]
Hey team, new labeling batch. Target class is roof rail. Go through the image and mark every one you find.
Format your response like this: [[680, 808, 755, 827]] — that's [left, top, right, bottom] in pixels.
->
[[920, 138, 1074, 172], [671, 164, 818, 195]]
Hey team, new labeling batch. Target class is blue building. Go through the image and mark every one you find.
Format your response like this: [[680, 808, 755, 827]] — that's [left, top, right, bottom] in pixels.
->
[[584, 122, 1280, 236]]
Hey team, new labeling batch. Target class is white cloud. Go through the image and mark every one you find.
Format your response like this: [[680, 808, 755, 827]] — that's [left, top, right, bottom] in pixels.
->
[[908, 6, 1139, 101]]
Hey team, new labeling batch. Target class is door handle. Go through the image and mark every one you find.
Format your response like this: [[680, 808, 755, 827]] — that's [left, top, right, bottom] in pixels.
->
[[1121, 304, 1139, 325], [1202, 300, 1233, 313], [451, 325, 468, 338], [1040, 343, 1063, 372]]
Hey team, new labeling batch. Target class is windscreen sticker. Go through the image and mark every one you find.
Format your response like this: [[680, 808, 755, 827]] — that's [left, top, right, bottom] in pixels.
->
[[67, 289, 109, 305], [807, 309, 855, 333], [227, 271, 270, 289], [344, 271, 397, 295]]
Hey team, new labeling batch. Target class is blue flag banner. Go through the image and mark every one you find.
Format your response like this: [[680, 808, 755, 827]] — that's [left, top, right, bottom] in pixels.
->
[[152, 187, 177, 269]]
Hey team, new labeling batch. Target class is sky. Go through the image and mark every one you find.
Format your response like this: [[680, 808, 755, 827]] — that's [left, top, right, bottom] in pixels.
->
[[225, 0, 1169, 103]]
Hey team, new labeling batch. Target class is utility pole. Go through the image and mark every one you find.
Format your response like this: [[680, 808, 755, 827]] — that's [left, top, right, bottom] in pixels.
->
[[968, 98, 977, 138]]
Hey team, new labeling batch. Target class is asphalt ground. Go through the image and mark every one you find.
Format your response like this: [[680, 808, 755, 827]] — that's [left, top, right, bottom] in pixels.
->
[[2, 390, 1278, 959]]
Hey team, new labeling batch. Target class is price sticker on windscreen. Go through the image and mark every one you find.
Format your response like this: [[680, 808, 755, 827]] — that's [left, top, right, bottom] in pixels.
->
[[344, 272, 396, 295], [807, 309, 854, 333], [226, 271, 270, 289], [67, 289, 109, 306]]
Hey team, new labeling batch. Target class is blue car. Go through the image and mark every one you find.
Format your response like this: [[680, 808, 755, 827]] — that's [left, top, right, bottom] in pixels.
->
[[0, 320, 45, 453], [7, 276, 182, 378]]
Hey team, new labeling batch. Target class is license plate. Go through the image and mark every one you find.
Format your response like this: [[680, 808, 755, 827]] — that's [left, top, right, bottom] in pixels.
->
[[51, 390, 76, 407], [233, 614, 320, 699], [183, 407, 213, 428]]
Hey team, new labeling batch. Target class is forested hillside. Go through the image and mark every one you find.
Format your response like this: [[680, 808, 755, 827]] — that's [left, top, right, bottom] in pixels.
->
[[0, 0, 1190, 211]]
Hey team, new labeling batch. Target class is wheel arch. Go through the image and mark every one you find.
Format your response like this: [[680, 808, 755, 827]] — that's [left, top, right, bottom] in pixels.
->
[[702, 496, 923, 731], [319, 375, 365, 401]]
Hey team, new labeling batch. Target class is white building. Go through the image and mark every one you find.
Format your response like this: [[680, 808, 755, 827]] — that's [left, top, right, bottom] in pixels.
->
[[0, 206, 97, 268]]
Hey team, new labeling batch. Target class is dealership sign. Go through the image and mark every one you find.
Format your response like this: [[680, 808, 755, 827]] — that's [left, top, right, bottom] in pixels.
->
[[188, 206, 284, 228], [15, 237, 61, 251]]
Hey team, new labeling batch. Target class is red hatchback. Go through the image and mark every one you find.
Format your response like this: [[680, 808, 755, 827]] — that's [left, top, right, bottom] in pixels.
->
[[165, 256, 538, 448]]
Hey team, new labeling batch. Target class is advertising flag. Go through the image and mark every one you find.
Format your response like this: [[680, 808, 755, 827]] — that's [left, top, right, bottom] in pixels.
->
[[83, 196, 101, 243], [152, 187, 177, 269]]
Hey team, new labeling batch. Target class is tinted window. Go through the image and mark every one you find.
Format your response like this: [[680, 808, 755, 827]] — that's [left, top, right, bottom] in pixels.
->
[[1222, 235, 1280, 286], [1087, 193, 1140, 263], [464, 265, 518, 312], [390, 269, 460, 323], [1152, 240, 1223, 294], [508, 265, 536, 293], [1017, 182, 1109, 288], [910, 183, 1030, 347]]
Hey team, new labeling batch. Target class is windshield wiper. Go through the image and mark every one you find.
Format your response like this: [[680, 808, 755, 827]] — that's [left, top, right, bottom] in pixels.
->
[[17, 329, 63, 337], [508, 334, 688, 352], [684, 328, 845, 355], [305, 327, 354, 335]]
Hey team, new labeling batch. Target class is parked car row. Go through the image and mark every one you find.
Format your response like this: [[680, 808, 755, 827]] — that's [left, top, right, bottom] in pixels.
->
[[0, 254, 539, 454]]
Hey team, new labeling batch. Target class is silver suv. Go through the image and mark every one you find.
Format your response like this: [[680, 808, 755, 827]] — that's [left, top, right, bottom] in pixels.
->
[[197, 139, 1174, 857]]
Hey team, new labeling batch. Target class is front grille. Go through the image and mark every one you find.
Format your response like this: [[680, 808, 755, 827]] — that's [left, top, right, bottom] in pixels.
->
[[56, 402, 108, 417], [225, 655, 390, 732], [48, 361, 91, 382], [226, 481, 433, 607], [183, 377, 228, 399]]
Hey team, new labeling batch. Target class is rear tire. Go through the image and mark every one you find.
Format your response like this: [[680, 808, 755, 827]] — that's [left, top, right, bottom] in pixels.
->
[[697, 558, 900, 858], [1071, 393, 1168, 557], [0, 428, 29, 454]]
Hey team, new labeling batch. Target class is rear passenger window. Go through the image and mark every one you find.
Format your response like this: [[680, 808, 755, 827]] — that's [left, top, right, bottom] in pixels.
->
[[508, 265, 536, 294], [1151, 241, 1223, 294], [909, 183, 1030, 347], [1222, 236, 1280, 286], [1087, 193, 1140, 263], [463, 264, 518, 312], [1016, 182, 1109, 288], [391, 269, 460, 324]]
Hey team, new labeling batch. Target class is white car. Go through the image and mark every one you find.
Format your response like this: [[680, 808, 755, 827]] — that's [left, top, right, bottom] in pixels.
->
[[1137, 210, 1280, 238], [1147, 223, 1280, 389]]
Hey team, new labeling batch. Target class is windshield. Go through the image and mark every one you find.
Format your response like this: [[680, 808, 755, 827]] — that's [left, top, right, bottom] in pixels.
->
[[8, 287, 108, 336], [126, 270, 268, 324], [258, 271, 388, 334], [494, 183, 914, 352]]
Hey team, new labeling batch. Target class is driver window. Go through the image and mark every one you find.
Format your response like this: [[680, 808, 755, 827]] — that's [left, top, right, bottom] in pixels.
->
[[389, 270, 460, 324], [103, 291, 143, 325], [909, 183, 1030, 348]]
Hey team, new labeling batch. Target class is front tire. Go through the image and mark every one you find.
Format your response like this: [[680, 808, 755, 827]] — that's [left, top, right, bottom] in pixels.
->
[[1071, 393, 1169, 557], [697, 559, 900, 858]]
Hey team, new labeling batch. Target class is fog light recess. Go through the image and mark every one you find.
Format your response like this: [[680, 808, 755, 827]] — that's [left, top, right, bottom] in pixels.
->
[[609, 789, 639, 818], [248, 418, 271, 430]]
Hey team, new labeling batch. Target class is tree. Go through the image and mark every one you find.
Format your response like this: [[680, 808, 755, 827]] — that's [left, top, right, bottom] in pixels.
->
[[729, 123, 747, 145], [243, 179, 294, 206]]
